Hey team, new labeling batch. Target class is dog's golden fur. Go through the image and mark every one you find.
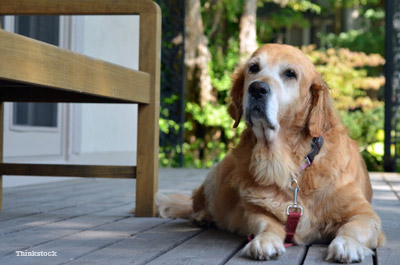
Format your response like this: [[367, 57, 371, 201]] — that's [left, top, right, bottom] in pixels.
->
[[156, 44, 384, 263]]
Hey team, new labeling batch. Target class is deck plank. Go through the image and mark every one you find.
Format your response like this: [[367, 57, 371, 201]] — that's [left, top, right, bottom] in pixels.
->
[[0, 181, 134, 222], [3, 178, 93, 195], [226, 245, 307, 265], [375, 247, 400, 265], [0, 217, 169, 265], [3, 168, 205, 209], [380, 173, 400, 198], [3, 179, 97, 204], [303, 244, 373, 265], [67, 219, 204, 265], [2, 179, 131, 210], [370, 174, 400, 265], [0, 202, 136, 257], [147, 228, 245, 265], [0, 198, 133, 236]]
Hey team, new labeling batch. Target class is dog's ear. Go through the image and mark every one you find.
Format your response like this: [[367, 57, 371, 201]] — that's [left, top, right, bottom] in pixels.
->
[[308, 74, 337, 137], [228, 66, 245, 128]]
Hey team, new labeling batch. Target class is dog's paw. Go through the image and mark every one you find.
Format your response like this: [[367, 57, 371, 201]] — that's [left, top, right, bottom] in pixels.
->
[[326, 236, 374, 263], [241, 233, 285, 260]]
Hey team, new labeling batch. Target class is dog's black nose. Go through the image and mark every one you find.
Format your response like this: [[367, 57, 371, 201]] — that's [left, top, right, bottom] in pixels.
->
[[249, 81, 270, 99]]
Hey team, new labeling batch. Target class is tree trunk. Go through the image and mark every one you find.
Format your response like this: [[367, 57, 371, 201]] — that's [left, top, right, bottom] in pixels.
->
[[239, 0, 258, 57], [333, 2, 342, 34], [185, 0, 215, 106]]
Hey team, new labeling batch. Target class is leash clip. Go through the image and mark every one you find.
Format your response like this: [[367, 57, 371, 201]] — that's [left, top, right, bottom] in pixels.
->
[[287, 178, 303, 216]]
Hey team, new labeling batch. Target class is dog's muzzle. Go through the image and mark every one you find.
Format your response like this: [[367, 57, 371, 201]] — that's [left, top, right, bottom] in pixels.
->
[[245, 81, 275, 129]]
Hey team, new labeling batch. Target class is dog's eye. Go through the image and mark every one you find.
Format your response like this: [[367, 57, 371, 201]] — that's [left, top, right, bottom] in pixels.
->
[[249, 64, 260, 74], [284, 69, 297, 79]]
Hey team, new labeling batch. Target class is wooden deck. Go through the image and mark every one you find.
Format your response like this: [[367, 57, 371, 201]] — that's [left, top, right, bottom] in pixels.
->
[[0, 169, 398, 265]]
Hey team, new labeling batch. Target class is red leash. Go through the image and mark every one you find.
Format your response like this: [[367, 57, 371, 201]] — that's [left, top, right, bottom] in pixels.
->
[[284, 211, 302, 247]]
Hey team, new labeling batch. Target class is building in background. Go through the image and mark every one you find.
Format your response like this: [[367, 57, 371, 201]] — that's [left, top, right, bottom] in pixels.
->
[[1, 15, 139, 187]]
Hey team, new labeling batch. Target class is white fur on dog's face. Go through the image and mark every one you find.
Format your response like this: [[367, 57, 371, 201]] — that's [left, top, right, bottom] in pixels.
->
[[243, 52, 303, 143]]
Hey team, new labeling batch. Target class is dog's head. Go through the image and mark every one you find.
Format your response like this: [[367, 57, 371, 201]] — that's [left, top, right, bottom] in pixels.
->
[[228, 44, 336, 143]]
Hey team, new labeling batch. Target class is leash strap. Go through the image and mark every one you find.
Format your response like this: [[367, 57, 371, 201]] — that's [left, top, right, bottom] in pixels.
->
[[284, 211, 302, 244]]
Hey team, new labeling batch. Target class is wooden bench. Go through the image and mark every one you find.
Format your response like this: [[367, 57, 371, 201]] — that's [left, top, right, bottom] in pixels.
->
[[0, 0, 161, 217]]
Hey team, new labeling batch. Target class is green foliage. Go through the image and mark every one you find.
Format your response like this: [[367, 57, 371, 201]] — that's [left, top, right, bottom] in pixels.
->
[[285, 0, 321, 13], [304, 46, 385, 110], [183, 100, 246, 168], [340, 108, 385, 172], [174, 2, 246, 168], [262, 0, 321, 14], [324, 0, 381, 9], [209, 39, 241, 95], [303, 46, 385, 171], [159, 0, 386, 171], [262, 8, 310, 29], [257, 5, 311, 44], [319, 28, 384, 55], [319, 7, 384, 55], [310, 2, 386, 171], [340, 108, 383, 148]]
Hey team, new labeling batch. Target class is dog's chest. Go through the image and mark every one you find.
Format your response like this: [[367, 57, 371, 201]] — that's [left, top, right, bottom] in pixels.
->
[[242, 187, 293, 223]]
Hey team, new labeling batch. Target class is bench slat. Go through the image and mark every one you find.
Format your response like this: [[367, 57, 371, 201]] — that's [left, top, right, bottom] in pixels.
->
[[0, 29, 150, 104], [0, 0, 153, 15], [0, 163, 136, 178]]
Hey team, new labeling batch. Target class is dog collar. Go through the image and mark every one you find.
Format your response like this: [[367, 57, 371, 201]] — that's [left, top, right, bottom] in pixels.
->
[[298, 136, 324, 171]]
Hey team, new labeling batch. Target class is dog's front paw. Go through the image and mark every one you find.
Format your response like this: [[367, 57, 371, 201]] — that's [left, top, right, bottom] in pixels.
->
[[241, 233, 286, 260], [326, 236, 374, 263]]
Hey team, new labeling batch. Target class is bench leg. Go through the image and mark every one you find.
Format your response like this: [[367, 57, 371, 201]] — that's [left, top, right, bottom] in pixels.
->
[[135, 3, 161, 217], [136, 104, 159, 217]]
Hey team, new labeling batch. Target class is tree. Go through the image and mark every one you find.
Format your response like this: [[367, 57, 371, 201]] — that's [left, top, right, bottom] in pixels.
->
[[185, 0, 215, 106], [239, 0, 258, 56]]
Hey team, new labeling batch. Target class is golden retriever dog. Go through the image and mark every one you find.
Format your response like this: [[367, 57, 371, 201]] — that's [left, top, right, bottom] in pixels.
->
[[156, 44, 385, 263]]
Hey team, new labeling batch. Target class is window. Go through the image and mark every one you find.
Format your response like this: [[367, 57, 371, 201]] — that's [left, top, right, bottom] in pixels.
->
[[13, 103, 58, 128], [13, 16, 60, 130]]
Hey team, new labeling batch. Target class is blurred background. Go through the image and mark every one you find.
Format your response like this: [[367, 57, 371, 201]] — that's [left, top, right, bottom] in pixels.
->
[[159, 0, 390, 172]]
